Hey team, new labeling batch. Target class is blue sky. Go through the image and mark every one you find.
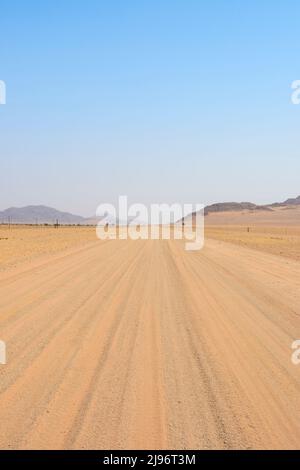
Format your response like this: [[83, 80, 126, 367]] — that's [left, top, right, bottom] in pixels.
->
[[0, 0, 300, 215]]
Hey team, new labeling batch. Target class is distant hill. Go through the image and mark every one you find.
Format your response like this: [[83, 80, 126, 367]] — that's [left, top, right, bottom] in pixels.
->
[[202, 194, 300, 216], [281, 195, 300, 206], [182, 202, 272, 223], [0, 206, 85, 225], [203, 202, 271, 215], [1, 195, 300, 225], [181, 194, 300, 224], [0, 205, 148, 226]]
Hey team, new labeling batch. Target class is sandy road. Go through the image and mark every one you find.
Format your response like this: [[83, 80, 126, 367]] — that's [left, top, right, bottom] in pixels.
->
[[0, 237, 299, 449]]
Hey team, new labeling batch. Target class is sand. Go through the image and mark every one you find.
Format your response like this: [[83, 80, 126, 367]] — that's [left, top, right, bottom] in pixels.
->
[[205, 225, 300, 261], [0, 227, 299, 449], [0, 225, 96, 272]]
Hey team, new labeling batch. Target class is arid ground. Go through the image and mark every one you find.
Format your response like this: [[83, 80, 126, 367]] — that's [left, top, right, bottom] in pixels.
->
[[0, 223, 299, 449]]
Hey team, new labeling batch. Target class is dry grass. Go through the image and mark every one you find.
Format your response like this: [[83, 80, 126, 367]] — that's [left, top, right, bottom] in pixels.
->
[[205, 225, 300, 261], [0, 225, 96, 272]]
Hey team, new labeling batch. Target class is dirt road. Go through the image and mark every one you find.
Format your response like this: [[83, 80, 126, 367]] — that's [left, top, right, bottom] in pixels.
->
[[0, 237, 299, 449]]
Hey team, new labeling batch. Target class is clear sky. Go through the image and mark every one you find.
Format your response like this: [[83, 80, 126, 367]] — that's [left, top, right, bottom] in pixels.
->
[[0, 0, 300, 216]]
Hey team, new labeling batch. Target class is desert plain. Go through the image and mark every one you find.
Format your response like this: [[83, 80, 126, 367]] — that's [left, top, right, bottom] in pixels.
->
[[0, 208, 300, 449]]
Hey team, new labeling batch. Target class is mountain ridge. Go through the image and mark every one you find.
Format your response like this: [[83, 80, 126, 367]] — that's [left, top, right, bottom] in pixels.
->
[[1, 195, 300, 224]]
